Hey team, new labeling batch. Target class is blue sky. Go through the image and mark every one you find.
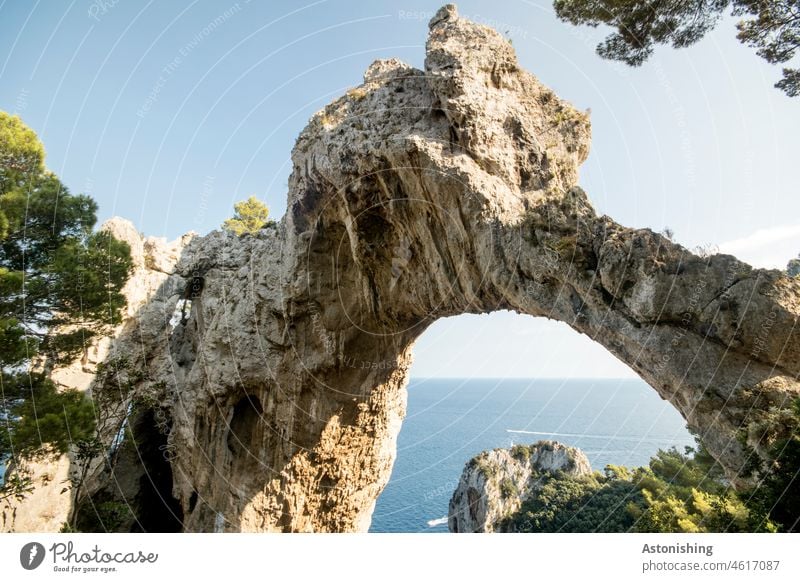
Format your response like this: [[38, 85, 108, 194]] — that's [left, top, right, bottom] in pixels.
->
[[1, 0, 798, 378]]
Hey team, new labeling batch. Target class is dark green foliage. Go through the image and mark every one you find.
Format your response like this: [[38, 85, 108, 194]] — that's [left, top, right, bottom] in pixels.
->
[[553, 0, 800, 96], [554, 0, 728, 65], [506, 471, 642, 532], [629, 445, 759, 532], [0, 171, 132, 364], [0, 373, 95, 459], [735, 0, 800, 96], [747, 438, 800, 531], [505, 439, 780, 532], [473, 455, 499, 479], [500, 477, 519, 499], [0, 113, 44, 196], [0, 111, 132, 503], [775, 68, 800, 96], [1, 173, 97, 270], [69, 499, 134, 532], [511, 444, 532, 461], [646, 445, 727, 498], [744, 397, 800, 531], [0, 470, 33, 503]]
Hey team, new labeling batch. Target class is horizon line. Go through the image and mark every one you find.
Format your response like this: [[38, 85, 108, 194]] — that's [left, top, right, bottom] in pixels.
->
[[408, 376, 642, 381]]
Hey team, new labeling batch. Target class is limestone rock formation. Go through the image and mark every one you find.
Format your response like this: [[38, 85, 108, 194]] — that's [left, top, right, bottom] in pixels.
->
[[1, 220, 194, 532], [5, 4, 800, 532], [448, 441, 591, 532]]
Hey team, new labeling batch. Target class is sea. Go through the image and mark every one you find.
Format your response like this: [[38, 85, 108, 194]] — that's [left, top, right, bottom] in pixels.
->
[[369, 377, 695, 533], [0, 377, 694, 532]]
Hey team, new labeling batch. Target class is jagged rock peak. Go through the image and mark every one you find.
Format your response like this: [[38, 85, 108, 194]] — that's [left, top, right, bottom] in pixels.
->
[[429, 4, 458, 29], [100, 216, 196, 274]]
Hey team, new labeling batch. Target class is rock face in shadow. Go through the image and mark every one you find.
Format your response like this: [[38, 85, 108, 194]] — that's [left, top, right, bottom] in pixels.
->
[[448, 441, 591, 533], [6, 4, 800, 532]]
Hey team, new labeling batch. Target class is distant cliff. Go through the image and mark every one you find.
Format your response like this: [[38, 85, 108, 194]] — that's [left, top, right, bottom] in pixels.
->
[[448, 441, 591, 532]]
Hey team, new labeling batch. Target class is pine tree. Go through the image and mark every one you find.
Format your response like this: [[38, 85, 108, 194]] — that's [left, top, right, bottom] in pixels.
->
[[0, 111, 132, 485], [222, 196, 272, 235], [553, 0, 800, 96]]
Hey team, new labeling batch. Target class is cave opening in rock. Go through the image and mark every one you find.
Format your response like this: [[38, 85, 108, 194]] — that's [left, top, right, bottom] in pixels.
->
[[369, 310, 695, 532], [227, 395, 265, 475], [130, 410, 184, 533]]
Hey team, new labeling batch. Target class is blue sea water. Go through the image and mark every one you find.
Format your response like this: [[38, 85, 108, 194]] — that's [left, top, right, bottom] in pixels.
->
[[369, 377, 695, 533]]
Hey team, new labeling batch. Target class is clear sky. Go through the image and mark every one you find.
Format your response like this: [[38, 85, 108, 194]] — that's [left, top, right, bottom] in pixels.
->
[[1, 0, 798, 378]]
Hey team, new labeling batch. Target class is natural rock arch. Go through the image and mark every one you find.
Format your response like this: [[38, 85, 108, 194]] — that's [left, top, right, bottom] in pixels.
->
[[12, 5, 798, 533]]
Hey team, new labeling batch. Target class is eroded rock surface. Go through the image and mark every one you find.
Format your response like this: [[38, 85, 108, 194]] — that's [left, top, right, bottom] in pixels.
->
[[1, 219, 194, 532], [6, 5, 800, 532], [448, 441, 591, 532]]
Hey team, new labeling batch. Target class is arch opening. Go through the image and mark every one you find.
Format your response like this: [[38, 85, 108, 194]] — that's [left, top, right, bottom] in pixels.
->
[[370, 311, 695, 532]]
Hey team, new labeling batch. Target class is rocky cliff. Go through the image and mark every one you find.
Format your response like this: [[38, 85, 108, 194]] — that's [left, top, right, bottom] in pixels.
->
[[448, 441, 591, 532], [2, 219, 194, 532], [4, 4, 800, 532]]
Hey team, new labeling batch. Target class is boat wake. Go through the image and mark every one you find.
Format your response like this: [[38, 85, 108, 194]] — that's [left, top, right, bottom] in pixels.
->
[[506, 429, 681, 444]]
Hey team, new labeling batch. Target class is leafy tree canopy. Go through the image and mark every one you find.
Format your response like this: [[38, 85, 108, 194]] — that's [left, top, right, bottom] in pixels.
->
[[0, 113, 44, 198], [553, 0, 800, 96], [0, 111, 132, 480], [0, 373, 95, 459], [744, 397, 800, 531], [506, 437, 789, 532], [222, 196, 273, 235]]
